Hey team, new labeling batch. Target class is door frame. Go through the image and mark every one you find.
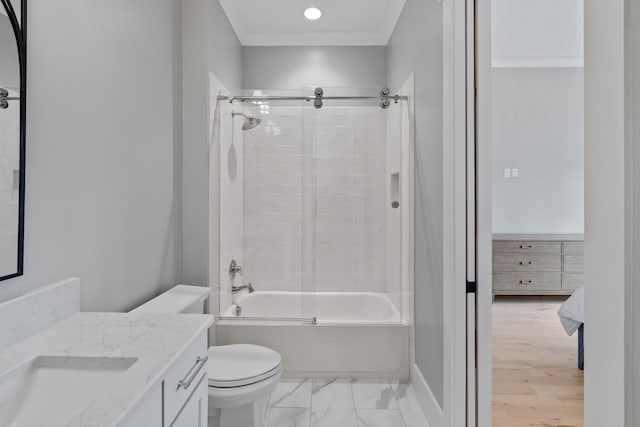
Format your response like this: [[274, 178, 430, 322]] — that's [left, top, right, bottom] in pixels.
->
[[442, 0, 471, 425], [474, 0, 493, 425]]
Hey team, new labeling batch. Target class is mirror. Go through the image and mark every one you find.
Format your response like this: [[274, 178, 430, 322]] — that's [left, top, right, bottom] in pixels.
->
[[0, 0, 25, 280]]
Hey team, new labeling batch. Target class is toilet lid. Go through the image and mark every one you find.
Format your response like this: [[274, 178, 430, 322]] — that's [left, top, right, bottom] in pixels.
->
[[208, 344, 281, 388]]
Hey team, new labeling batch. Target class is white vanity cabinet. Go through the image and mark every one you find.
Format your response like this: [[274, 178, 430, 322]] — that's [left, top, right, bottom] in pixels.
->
[[120, 331, 209, 427], [170, 374, 208, 427]]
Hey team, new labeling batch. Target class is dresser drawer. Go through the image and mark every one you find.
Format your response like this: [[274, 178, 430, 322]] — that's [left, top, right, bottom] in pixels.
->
[[493, 253, 561, 272], [164, 333, 208, 424], [562, 273, 584, 291], [563, 254, 584, 272], [493, 240, 561, 254], [563, 241, 584, 254], [493, 273, 561, 292]]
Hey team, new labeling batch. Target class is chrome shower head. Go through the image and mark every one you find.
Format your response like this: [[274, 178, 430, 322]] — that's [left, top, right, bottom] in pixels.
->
[[232, 111, 262, 131]]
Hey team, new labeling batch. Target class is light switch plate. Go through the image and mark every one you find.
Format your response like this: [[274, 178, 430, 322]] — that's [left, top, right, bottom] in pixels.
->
[[504, 168, 511, 178]]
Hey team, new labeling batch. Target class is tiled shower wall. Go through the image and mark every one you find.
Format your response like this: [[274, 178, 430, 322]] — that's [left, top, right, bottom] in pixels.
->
[[242, 105, 390, 294]]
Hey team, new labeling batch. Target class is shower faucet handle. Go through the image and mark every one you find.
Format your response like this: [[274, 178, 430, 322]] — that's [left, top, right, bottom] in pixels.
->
[[229, 260, 243, 279]]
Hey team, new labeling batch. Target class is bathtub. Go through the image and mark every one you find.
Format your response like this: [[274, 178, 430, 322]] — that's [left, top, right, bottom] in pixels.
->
[[216, 291, 410, 379]]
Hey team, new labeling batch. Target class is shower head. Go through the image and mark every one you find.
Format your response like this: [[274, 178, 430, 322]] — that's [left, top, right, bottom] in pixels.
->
[[232, 111, 262, 131]]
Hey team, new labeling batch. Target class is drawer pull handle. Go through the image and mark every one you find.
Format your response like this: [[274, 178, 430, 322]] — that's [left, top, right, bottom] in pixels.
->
[[519, 261, 533, 265], [519, 280, 533, 285], [520, 244, 532, 249], [177, 356, 208, 391]]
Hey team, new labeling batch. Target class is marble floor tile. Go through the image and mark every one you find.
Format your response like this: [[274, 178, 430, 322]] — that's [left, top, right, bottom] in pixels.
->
[[392, 383, 430, 427], [356, 409, 406, 427], [265, 408, 311, 427], [351, 380, 399, 409], [310, 379, 358, 427], [270, 378, 312, 408]]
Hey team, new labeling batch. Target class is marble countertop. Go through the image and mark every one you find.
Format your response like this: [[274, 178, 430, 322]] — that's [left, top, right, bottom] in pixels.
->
[[0, 312, 213, 426]]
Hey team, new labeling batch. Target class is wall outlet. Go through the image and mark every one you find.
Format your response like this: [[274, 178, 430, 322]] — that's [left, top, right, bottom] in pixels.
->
[[504, 168, 511, 178], [511, 168, 519, 178]]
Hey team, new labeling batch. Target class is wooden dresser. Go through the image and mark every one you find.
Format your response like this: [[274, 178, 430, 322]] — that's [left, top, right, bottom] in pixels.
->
[[492, 235, 584, 295]]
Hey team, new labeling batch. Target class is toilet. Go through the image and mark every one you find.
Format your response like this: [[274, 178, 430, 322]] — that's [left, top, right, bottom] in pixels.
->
[[131, 285, 281, 427]]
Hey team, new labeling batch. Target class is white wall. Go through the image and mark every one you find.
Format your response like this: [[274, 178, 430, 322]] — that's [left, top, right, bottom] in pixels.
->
[[492, 0, 584, 67], [242, 46, 387, 89], [491, 68, 584, 234], [584, 0, 626, 425], [387, 0, 444, 407], [0, 0, 183, 311], [217, 97, 242, 315]]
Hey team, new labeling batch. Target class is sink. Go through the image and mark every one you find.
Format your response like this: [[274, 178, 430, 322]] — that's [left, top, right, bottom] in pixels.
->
[[0, 355, 138, 426]]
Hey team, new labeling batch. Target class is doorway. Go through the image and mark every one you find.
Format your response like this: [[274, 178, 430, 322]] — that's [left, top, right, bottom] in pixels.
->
[[474, 0, 585, 425]]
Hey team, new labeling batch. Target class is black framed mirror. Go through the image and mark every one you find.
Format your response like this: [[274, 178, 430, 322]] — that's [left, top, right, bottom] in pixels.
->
[[0, 0, 25, 280]]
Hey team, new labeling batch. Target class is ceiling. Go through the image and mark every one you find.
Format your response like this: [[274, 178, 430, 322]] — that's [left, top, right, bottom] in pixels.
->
[[218, 0, 407, 46]]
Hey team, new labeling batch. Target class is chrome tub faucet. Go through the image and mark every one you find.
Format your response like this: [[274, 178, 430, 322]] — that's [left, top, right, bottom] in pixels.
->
[[232, 282, 254, 294]]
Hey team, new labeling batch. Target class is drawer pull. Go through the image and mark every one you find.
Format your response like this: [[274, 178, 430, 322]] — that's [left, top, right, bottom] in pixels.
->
[[177, 356, 208, 391], [520, 244, 532, 249], [519, 261, 533, 265], [519, 280, 533, 285]]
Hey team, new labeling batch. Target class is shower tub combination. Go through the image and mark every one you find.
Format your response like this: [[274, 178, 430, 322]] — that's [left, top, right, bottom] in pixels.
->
[[217, 291, 410, 379], [214, 86, 414, 380]]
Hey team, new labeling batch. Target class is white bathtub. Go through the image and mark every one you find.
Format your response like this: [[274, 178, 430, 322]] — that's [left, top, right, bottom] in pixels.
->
[[216, 291, 409, 379], [224, 291, 402, 324]]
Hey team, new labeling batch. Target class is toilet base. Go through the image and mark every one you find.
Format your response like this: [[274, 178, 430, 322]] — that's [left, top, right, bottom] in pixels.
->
[[208, 397, 269, 427]]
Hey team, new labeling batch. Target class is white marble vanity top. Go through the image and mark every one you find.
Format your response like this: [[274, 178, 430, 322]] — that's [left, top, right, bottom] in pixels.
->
[[0, 312, 213, 426]]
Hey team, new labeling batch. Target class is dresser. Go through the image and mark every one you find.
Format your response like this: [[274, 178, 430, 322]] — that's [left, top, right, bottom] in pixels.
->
[[492, 235, 584, 295]]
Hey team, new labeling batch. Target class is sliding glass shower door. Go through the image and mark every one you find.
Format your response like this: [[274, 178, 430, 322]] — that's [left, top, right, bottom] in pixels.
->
[[216, 87, 406, 324], [217, 89, 306, 322]]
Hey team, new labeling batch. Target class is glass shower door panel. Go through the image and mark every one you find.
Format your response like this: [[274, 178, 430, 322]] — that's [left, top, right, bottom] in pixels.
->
[[301, 87, 396, 323], [218, 89, 306, 322]]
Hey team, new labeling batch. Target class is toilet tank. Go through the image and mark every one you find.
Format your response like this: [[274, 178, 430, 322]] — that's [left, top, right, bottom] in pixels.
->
[[130, 285, 211, 314]]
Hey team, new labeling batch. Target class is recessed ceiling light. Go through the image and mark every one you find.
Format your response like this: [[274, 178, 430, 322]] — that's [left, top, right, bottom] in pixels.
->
[[304, 7, 322, 21]]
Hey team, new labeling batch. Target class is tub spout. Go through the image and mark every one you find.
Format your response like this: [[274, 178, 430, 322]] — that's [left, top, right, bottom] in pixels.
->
[[232, 282, 254, 294]]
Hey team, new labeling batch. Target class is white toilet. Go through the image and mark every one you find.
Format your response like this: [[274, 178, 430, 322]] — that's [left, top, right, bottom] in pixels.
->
[[131, 285, 281, 427]]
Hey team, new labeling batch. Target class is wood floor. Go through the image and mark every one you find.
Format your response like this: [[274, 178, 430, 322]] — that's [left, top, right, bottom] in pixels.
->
[[492, 297, 584, 427]]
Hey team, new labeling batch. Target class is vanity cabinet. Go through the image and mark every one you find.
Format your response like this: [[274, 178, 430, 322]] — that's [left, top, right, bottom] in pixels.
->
[[170, 374, 208, 427], [120, 332, 209, 427], [492, 236, 584, 295]]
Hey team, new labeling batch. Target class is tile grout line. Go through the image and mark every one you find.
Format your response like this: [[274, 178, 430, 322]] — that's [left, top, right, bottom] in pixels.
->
[[393, 381, 410, 427], [349, 378, 360, 427]]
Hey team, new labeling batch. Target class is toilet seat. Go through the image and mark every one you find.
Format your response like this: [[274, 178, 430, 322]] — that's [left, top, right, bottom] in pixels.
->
[[207, 344, 281, 388]]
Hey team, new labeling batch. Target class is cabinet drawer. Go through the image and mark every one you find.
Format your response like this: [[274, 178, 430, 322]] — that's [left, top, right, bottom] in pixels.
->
[[170, 373, 208, 427], [562, 241, 584, 254], [493, 240, 561, 254], [562, 273, 584, 291], [563, 254, 584, 272], [493, 273, 561, 292], [493, 253, 561, 272], [164, 333, 208, 424]]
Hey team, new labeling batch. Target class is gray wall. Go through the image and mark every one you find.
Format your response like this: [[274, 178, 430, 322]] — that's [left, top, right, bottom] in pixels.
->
[[182, 0, 242, 287], [387, 0, 444, 406], [0, 0, 183, 311], [242, 46, 387, 89], [629, 0, 640, 423], [491, 68, 584, 234], [584, 0, 626, 424]]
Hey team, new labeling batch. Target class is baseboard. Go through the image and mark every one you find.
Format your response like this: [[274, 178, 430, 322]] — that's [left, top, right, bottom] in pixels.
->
[[412, 364, 444, 427]]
